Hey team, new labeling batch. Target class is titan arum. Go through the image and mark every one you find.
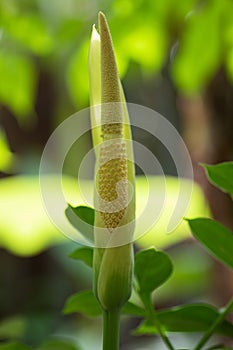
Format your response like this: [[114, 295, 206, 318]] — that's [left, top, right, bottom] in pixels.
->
[[89, 12, 135, 350]]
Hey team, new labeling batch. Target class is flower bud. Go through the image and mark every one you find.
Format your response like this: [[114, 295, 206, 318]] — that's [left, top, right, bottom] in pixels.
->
[[89, 12, 135, 311]]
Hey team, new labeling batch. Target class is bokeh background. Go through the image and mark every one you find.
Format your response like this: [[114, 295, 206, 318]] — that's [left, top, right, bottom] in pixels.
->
[[0, 0, 233, 349]]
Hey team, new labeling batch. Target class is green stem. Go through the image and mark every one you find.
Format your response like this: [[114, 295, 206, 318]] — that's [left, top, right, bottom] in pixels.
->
[[205, 345, 224, 350], [194, 297, 233, 350], [140, 293, 175, 350], [152, 313, 175, 350], [102, 309, 121, 350]]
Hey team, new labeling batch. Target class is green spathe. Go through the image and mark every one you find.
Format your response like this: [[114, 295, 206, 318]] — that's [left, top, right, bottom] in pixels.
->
[[97, 244, 133, 310], [89, 12, 135, 312]]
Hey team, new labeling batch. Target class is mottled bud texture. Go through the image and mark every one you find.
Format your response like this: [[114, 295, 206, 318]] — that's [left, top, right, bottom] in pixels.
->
[[90, 12, 135, 311]]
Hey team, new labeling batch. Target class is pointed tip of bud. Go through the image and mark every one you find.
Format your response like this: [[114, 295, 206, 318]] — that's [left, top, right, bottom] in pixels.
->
[[97, 11, 121, 109], [98, 11, 112, 50], [98, 11, 107, 27], [91, 24, 100, 42]]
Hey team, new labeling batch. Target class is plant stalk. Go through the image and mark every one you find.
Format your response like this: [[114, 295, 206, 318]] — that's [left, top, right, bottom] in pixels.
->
[[140, 293, 175, 350], [152, 313, 175, 350], [194, 297, 233, 350], [102, 309, 121, 350]]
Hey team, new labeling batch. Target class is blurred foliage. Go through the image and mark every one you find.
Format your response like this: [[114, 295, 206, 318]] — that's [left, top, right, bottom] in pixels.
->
[[38, 338, 80, 350], [0, 128, 16, 172], [0, 316, 27, 340], [0, 343, 30, 350], [0, 175, 209, 256], [0, 0, 232, 126]]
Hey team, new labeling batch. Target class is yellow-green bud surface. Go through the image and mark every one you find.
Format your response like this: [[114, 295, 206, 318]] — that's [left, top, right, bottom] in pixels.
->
[[89, 12, 135, 311]]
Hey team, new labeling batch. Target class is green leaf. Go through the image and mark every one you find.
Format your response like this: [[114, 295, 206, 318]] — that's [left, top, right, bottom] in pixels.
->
[[38, 338, 79, 350], [69, 246, 93, 267], [0, 52, 36, 124], [0, 316, 27, 340], [4, 14, 53, 56], [122, 302, 145, 316], [134, 304, 233, 337], [0, 342, 30, 350], [0, 128, 15, 173], [63, 290, 101, 317], [202, 162, 233, 196], [65, 205, 94, 243], [171, 0, 221, 93], [133, 318, 157, 335], [66, 40, 89, 107], [134, 248, 173, 294], [120, 23, 166, 72], [187, 218, 233, 269]]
